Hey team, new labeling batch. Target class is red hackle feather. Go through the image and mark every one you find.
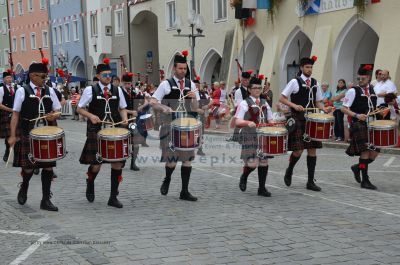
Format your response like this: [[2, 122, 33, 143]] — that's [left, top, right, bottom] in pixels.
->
[[363, 64, 373, 71], [128, 72, 134, 77], [258, 74, 265, 80], [311, 55, 318, 62], [103, 58, 110, 65], [182, 50, 189, 57], [41, 57, 49, 65]]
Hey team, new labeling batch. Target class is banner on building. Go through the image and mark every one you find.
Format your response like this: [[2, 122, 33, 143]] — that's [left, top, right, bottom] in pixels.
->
[[298, 0, 355, 17]]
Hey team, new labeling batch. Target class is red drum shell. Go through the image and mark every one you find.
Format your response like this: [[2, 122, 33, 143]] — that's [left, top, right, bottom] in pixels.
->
[[368, 120, 398, 148], [98, 128, 131, 162], [171, 118, 202, 151], [305, 113, 334, 141], [29, 126, 66, 162], [139, 114, 154, 131], [257, 127, 288, 156]]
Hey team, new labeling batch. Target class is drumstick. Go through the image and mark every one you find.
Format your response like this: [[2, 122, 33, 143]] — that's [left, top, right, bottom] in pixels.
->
[[368, 107, 389, 116], [29, 112, 62, 122], [112, 117, 136, 126], [100, 120, 114, 125], [180, 89, 199, 100], [5, 147, 13, 168]]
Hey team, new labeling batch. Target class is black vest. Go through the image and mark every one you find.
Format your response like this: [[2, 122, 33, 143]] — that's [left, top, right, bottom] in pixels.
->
[[87, 84, 121, 125], [121, 87, 144, 111], [20, 85, 53, 135], [1, 84, 16, 109], [290, 77, 317, 119], [198, 91, 210, 108], [350, 86, 377, 122], [240, 86, 249, 100], [244, 97, 268, 124]]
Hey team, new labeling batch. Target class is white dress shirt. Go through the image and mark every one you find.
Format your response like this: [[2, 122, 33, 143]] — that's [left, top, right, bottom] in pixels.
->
[[78, 82, 127, 109], [152, 76, 200, 102], [0, 83, 20, 104], [374, 80, 397, 105], [281, 74, 323, 101], [234, 86, 247, 107], [342, 86, 372, 108], [13, 82, 62, 112], [235, 96, 273, 121]]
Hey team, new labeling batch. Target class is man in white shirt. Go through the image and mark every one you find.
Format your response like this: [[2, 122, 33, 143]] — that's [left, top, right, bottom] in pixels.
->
[[150, 52, 200, 202], [370, 69, 382, 87], [77, 59, 128, 209], [374, 70, 397, 105], [279, 57, 331, 192], [8, 63, 62, 211], [234, 72, 251, 107]]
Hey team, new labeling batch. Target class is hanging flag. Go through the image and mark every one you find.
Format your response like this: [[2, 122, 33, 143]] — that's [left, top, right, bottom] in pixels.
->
[[242, 0, 257, 9], [257, 0, 270, 9]]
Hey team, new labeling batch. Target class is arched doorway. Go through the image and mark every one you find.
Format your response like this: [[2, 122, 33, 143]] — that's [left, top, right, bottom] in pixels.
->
[[131, 11, 159, 84], [280, 26, 312, 89], [333, 16, 379, 86], [200, 48, 222, 85], [238, 32, 264, 73], [71, 56, 86, 78]]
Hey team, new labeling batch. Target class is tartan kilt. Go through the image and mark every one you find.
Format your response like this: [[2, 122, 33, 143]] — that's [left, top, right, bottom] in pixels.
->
[[346, 121, 380, 156], [79, 125, 105, 165], [131, 122, 148, 145], [288, 118, 322, 151], [240, 127, 272, 161], [159, 124, 195, 162], [0, 111, 10, 138], [13, 134, 56, 169]]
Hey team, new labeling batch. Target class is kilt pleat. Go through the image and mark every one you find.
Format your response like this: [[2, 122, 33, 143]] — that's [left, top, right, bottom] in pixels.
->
[[288, 118, 322, 151], [346, 121, 380, 156]]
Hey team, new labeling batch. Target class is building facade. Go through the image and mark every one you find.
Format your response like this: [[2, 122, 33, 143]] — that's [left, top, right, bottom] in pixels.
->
[[8, 0, 50, 75], [227, 0, 400, 107], [49, 0, 86, 79], [0, 0, 10, 75], [129, 0, 236, 85]]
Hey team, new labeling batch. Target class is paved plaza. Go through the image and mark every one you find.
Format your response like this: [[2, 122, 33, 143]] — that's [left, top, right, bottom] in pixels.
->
[[1, 119, 400, 265]]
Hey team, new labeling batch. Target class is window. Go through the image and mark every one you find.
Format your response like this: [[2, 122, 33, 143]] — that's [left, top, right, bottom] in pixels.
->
[[72, 20, 79, 41], [42, 30, 48, 48], [20, 35, 26, 51], [4, 49, 9, 65], [0, 0, 5, 5], [58, 25, 62, 43], [214, 0, 227, 21], [9, 1, 15, 17], [1, 18, 7, 34], [28, 0, 33, 12], [90, 13, 98, 37], [189, 0, 200, 14], [64, 23, 70, 42], [30, 33, 36, 50], [17, 0, 23, 15], [166, 1, 176, 29], [114, 10, 123, 35], [40, 0, 45, 9], [52, 27, 57, 44], [12, 37, 17, 51]]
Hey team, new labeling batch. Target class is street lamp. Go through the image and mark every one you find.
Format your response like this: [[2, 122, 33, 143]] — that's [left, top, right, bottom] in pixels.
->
[[173, 11, 205, 80]]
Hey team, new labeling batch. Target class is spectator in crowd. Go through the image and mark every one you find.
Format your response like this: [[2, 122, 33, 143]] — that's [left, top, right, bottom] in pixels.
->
[[230, 80, 240, 99], [321, 82, 332, 107], [331, 79, 347, 141], [207, 82, 221, 129], [370, 69, 382, 86], [374, 70, 398, 105], [219, 81, 228, 120], [112, 76, 121, 88], [70, 87, 81, 121], [261, 80, 273, 107]]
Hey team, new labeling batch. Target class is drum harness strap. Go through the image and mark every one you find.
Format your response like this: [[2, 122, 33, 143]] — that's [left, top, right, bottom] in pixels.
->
[[301, 78, 318, 143]]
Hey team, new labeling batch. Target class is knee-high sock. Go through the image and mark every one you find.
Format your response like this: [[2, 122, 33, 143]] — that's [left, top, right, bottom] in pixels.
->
[[41, 169, 53, 200], [111, 168, 123, 196], [241, 166, 256, 180], [87, 165, 99, 182], [165, 166, 175, 179], [287, 153, 301, 172], [359, 158, 369, 181], [258, 166, 268, 189], [307, 156, 317, 183], [181, 166, 192, 192]]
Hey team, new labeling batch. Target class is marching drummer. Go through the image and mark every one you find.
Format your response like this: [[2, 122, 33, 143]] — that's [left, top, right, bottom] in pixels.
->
[[150, 51, 200, 201], [0, 70, 18, 162], [195, 77, 209, 156], [235, 76, 274, 197], [8, 62, 61, 211], [341, 65, 379, 190], [279, 56, 331, 191], [77, 59, 128, 208]]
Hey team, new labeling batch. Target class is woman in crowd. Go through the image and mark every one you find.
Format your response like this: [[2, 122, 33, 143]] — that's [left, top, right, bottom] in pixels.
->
[[332, 79, 347, 141]]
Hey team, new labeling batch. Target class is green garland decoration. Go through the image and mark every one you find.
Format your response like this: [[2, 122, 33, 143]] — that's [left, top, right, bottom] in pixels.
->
[[354, 0, 367, 17]]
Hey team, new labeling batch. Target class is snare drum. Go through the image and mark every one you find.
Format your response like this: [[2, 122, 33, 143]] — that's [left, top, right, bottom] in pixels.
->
[[305, 113, 334, 141], [29, 126, 66, 162], [97, 128, 130, 162], [171, 118, 202, 151], [139, 113, 154, 131], [368, 120, 398, 148], [257, 126, 288, 156]]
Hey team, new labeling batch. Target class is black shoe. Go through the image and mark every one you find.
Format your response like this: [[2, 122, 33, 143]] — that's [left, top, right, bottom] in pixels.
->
[[284, 168, 292, 187], [239, 175, 247, 192], [351, 165, 361, 183], [160, 177, 171, 195], [107, 196, 123, 208], [197, 149, 206, 156], [40, 199, 58, 211], [361, 179, 377, 190], [17, 183, 28, 205], [86, 179, 95, 202], [306, 181, 321, 192], [179, 191, 198, 201], [130, 161, 140, 171], [258, 187, 271, 197], [142, 143, 149, 147], [33, 168, 40, 175]]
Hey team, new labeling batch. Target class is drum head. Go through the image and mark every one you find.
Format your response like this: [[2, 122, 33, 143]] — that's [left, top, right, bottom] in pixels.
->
[[30, 126, 64, 136], [172, 117, 200, 127], [258, 126, 287, 135], [369, 120, 396, 129], [306, 113, 334, 122], [139, 113, 152, 120], [98, 127, 130, 137]]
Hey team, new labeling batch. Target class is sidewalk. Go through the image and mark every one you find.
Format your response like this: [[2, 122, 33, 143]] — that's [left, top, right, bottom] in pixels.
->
[[204, 118, 400, 155]]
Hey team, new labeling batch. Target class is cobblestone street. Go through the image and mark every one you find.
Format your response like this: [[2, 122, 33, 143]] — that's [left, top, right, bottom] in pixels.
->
[[1, 119, 400, 265]]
